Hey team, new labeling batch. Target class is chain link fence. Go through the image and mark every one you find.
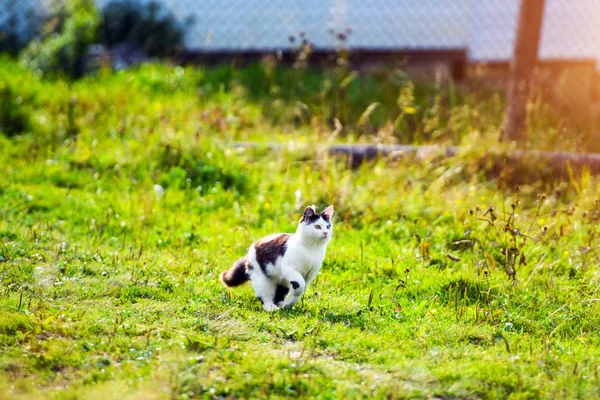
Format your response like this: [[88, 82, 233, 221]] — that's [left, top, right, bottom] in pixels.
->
[[2, 0, 600, 61]]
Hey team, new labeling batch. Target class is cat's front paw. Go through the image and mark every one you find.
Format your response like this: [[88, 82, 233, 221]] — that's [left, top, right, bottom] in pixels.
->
[[263, 303, 280, 312]]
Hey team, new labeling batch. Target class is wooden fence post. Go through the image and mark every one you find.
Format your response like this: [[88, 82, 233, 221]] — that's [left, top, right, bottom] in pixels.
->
[[500, 0, 546, 142]]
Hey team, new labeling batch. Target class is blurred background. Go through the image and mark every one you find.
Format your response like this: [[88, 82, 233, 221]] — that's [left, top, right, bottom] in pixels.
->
[[6, 4, 600, 398], [2, 0, 600, 152]]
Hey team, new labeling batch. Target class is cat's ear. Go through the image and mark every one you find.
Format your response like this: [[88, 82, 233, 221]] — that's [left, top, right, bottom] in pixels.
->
[[303, 206, 316, 219], [321, 205, 334, 220]]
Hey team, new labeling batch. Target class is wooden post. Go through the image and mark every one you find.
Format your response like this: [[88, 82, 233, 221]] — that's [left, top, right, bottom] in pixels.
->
[[500, 0, 545, 142]]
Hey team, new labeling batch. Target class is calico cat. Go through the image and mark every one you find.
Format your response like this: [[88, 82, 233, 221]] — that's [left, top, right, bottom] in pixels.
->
[[221, 205, 334, 311]]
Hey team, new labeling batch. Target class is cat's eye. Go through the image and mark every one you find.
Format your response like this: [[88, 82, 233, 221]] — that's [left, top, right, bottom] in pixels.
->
[[327, 224, 331, 229], [314, 224, 322, 229]]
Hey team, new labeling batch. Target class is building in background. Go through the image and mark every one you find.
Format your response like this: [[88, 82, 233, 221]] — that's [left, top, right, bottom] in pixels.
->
[[3, 0, 600, 78]]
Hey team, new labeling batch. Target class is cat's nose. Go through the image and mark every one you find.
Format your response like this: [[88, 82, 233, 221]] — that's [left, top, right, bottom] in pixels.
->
[[323, 232, 328, 237]]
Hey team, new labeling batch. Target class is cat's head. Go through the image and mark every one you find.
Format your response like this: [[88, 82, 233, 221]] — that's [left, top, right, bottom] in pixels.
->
[[297, 205, 334, 244]]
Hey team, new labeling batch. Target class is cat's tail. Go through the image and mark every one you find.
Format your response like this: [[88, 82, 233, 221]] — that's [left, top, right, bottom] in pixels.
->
[[220, 257, 250, 287]]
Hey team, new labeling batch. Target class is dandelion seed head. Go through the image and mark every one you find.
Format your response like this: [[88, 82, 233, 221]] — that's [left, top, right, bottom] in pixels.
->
[[154, 184, 165, 200]]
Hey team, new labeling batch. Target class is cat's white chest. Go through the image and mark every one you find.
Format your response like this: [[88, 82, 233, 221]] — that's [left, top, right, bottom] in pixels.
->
[[284, 244, 325, 279]]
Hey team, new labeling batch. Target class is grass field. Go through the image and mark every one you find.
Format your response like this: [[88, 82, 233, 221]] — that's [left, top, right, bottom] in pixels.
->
[[1, 57, 600, 399]]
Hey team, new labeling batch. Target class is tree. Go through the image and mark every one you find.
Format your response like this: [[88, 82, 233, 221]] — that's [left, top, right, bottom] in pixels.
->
[[500, 0, 545, 142]]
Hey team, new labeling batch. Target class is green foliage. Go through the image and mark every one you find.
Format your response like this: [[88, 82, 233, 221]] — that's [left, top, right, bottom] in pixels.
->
[[19, 0, 99, 78], [154, 141, 250, 193], [2, 58, 600, 399], [192, 61, 509, 147], [0, 82, 30, 137], [100, 0, 188, 57]]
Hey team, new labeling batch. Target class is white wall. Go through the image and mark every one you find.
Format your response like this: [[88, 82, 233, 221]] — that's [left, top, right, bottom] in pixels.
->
[[175, 0, 472, 51]]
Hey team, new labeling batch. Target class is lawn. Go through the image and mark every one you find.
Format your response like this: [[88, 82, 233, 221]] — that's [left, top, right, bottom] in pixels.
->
[[1, 58, 600, 399]]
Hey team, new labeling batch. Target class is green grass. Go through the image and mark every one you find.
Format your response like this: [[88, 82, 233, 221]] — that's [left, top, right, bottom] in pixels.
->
[[1, 57, 600, 399]]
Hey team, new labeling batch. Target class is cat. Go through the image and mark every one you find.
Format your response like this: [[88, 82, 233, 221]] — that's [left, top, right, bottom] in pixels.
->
[[220, 205, 334, 311]]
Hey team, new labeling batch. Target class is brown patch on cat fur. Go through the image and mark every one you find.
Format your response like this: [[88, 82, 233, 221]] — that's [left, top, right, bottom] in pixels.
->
[[254, 234, 291, 276], [220, 257, 250, 287], [300, 205, 320, 224]]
